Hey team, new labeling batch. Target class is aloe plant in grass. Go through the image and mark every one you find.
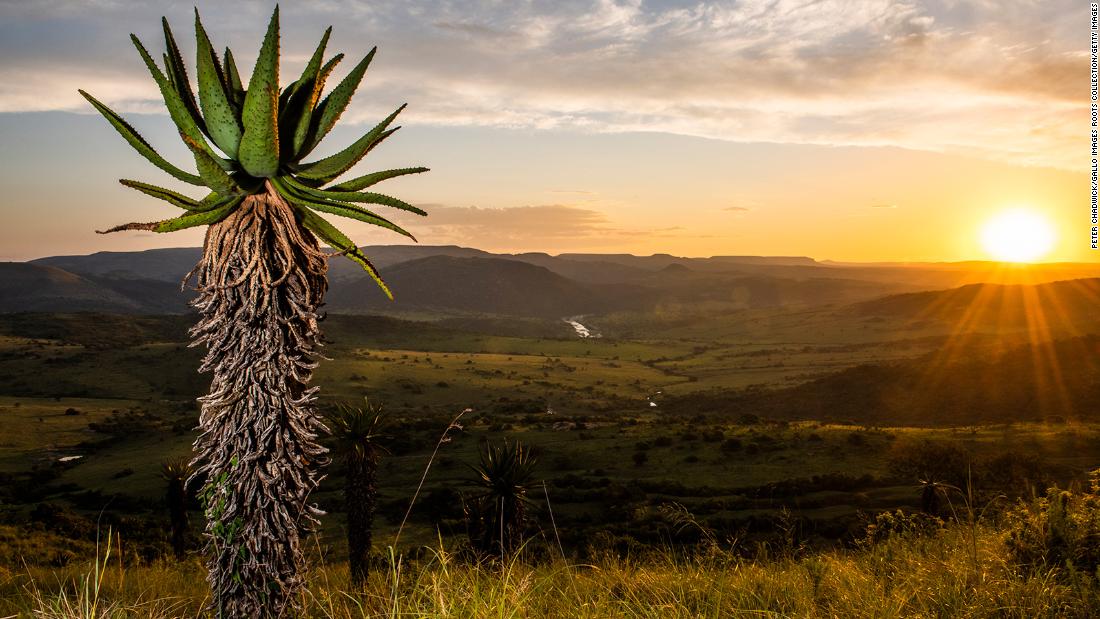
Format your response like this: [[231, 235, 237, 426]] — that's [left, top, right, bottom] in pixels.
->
[[81, 7, 427, 616]]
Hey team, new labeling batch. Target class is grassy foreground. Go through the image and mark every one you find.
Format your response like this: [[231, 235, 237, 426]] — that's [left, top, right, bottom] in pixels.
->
[[2, 523, 1096, 618]]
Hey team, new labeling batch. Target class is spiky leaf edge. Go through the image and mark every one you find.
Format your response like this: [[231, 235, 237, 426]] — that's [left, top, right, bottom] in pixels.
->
[[194, 10, 242, 158], [237, 7, 281, 177], [97, 196, 242, 234], [295, 105, 404, 183], [118, 179, 226, 212], [297, 47, 376, 160], [130, 34, 230, 171], [273, 178, 416, 241], [296, 207, 393, 299], [79, 90, 204, 185]]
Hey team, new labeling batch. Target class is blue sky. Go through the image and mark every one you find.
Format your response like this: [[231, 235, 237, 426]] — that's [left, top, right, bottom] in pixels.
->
[[0, 0, 1087, 262]]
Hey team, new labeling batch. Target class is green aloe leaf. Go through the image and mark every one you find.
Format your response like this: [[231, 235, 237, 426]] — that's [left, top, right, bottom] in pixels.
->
[[317, 53, 344, 92], [279, 83, 296, 117], [238, 7, 281, 177], [329, 167, 429, 191], [181, 134, 240, 196], [284, 176, 426, 216], [78, 90, 203, 185], [161, 17, 206, 135], [274, 178, 416, 240], [118, 179, 213, 211], [298, 47, 376, 159], [296, 105, 404, 183], [98, 196, 241, 234], [131, 34, 229, 170], [223, 47, 245, 109], [195, 10, 241, 158], [297, 208, 393, 299], [281, 28, 331, 159]]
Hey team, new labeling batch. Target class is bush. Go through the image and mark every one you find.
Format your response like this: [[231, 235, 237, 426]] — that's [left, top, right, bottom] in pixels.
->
[[888, 439, 970, 487], [859, 509, 944, 547], [1005, 470, 1100, 573], [720, 438, 742, 452]]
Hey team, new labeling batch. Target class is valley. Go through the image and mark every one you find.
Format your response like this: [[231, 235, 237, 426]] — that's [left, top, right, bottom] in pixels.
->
[[2, 246, 1099, 564]]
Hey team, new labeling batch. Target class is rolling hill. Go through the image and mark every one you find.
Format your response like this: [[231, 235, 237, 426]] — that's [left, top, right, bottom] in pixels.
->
[[325, 256, 655, 318], [0, 263, 148, 313], [10, 247, 1100, 322], [853, 278, 1100, 335], [668, 335, 1100, 426]]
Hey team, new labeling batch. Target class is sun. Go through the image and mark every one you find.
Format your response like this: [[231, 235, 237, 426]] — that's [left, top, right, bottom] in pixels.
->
[[979, 209, 1056, 263]]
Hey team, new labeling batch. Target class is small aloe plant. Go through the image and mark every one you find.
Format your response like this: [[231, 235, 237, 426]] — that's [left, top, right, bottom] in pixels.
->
[[467, 440, 539, 558], [81, 6, 426, 617], [161, 457, 193, 561], [327, 400, 388, 588]]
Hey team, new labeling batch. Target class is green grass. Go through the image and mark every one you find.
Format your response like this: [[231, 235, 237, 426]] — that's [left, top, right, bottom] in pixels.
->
[[0, 396, 141, 472], [2, 523, 1096, 618]]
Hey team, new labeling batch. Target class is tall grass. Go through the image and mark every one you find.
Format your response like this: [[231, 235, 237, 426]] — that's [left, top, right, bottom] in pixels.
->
[[4, 522, 1098, 618]]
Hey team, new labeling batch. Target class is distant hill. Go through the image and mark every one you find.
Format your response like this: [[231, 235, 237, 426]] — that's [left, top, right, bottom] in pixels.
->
[[0, 263, 147, 313], [558, 253, 818, 268], [9, 246, 912, 318], [33, 248, 202, 283], [325, 245, 495, 282], [853, 278, 1100, 335], [508, 252, 653, 283], [669, 335, 1100, 426], [13, 246, 1100, 320], [32, 246, 495, 284], [326, 256, 654, 318]]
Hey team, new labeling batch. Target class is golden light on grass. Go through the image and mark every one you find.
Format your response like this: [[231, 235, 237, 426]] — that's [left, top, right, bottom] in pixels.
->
[[980, 209, 1056, 263]]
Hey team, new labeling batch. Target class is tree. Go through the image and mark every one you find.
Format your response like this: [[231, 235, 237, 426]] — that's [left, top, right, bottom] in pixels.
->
[[161, 457, 192, 560], [327, 400, 387, 588], [466, 441, 538, 558], [81, 8, 426, 616]]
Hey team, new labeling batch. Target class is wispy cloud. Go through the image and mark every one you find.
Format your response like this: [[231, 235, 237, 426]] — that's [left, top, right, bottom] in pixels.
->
[[0, 0, 1080, 169], [416, 204, 611, 239], [389, 203, 685, 250]]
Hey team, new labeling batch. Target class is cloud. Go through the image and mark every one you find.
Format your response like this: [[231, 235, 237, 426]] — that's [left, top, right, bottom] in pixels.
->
[[404, 204, 616, 249], [0, 0, 1081, 169], [417, 204, 610, 238], [385, 203, 693, 251], [725, 206, 751, 212], [870, 204, 898, 209]]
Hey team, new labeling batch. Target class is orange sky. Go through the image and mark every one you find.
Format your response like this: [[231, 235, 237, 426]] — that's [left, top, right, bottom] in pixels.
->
[[0, 1, 1093, 263]]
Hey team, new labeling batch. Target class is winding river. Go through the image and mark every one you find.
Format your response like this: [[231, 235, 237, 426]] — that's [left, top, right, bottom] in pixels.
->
[[563, 317, 601, 339]]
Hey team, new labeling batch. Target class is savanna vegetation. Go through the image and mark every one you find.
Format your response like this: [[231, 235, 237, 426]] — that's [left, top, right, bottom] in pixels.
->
[[2, 301, 1100, 615]]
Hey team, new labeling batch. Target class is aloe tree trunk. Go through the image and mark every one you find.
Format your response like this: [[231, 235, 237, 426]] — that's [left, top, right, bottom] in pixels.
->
[[345, 444, 379, 587], [189, 184, 329, 617], [165, 473, 189, 560]]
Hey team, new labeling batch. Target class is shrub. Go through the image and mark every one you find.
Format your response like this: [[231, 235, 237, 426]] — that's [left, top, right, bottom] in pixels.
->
[[888, 439, 970, 487], [859, 509, 944, 548], [1005, 470, 1100, 573], [720, 438, 743, 452]]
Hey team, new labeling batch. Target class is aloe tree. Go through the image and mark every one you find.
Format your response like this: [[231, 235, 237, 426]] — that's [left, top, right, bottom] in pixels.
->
[[161, 457, 193, 560], [81, 8, 426, 616], [327, 400, 387, 587], [467, 441, 538, 558]]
